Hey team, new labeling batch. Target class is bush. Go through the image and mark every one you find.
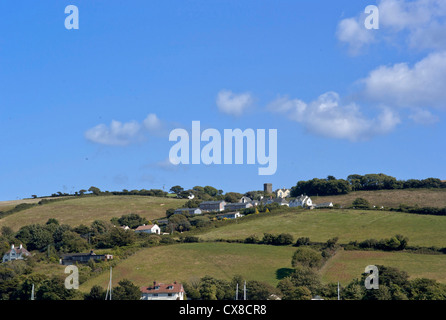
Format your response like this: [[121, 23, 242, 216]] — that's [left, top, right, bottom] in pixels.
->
[[352, 198, 371, 209], [262, 233, 293, 246], [295, 237, 311, 247], [160, 237, 176, 245], [244, 235, 260, 244], [276, 233, 294, 245], [182, 236, 200, 243], [291, 247, 322, 269]]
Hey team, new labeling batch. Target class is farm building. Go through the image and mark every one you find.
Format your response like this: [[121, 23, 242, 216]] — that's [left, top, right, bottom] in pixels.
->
[[199, 201, 226, 212], [60, 250, 113, 265], [225, 202, 253, 211]]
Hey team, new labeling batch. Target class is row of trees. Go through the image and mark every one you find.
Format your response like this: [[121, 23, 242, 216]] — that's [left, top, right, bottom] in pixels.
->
[[0, 258, 141, 300], [0, 215, 148, 259], [291, 174, 445, 197]]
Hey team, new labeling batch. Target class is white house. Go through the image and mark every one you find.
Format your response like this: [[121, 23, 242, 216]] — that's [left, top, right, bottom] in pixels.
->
[[2, 244, 30, 263], [135, 224, 161, 235], [276, 188, 291, 198], [315, 202, 333, 208], [289, 195, 313, 208], [174, 208, 202, 215], [217, 212, 244, 220], [140, 281, 185, 300], [273, 198, 289, 206], [239, 196, 252, 204]]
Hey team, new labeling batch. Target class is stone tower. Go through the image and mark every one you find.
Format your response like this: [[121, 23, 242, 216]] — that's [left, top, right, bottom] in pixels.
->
[[264, 183, 272, 194]]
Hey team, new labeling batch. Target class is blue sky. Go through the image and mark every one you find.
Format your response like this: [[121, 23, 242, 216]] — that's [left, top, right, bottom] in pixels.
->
[[1, 0, 445, 200]]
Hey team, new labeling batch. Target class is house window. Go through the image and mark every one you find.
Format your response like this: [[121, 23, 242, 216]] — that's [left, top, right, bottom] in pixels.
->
[[153, 294, 158, 297], [168, 293, 173, 297]]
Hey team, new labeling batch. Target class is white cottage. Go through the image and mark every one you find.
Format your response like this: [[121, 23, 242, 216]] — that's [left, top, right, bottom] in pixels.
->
[[140, 281, 185, 300], [135, 224, 161, 235], [289, 195, 313, 208], [239, 196, 252, 204], [217, 211, 244, 220], [2, 244, 30, 263]]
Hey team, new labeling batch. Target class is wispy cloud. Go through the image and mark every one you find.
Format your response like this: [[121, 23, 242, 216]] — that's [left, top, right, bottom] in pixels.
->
[[409, 108, 440, 125], [336, 16, 375, 55], [216, 90, 253, 116], [85, 113, 164, 146]]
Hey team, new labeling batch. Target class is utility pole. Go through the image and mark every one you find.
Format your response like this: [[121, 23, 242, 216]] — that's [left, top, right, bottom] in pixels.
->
[[337, 282, 340, 300], [105, 267, 112, 300], [235, 283, 238, 300]]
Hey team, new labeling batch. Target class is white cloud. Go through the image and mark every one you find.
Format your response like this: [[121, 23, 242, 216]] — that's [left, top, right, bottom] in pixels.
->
[[336, 17, 375, 55], [409, 108, 440, 125], [85, 113, 164, 146], [337, 0, 446, 52], [85, 120, 142, 146], [268, 92, 400, 142], [216, 90, 253, 116], [362, 51, 446, 109], [143, 113, 162, 131]]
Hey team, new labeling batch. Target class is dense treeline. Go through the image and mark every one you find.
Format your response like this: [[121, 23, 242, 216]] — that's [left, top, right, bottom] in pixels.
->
[[291, 174, 446, 197], [392, 204, 446, 216]]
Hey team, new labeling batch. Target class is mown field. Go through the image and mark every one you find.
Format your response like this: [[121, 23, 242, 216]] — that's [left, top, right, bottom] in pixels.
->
[[198, 209, 446, 247], [0, 196, 186, 231], [321, 249, 446, 285], [79, 242, 297, 292], [312, 188, 446, 208]]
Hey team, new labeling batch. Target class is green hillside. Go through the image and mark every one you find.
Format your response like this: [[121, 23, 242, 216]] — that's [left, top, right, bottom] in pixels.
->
[[0, 195, 186, 231], [199, 209, 446, 247], [79, 242, 446, 294], [312, 188, 446, 208], [79, 242, 297, 292], [321, 249, 446, 285], [2, 189, 446, 298]]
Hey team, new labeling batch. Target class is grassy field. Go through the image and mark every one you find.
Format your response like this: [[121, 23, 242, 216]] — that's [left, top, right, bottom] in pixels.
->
[[321, 249, 446, 285], [0, 197, 67, 213], [312, 189, 446, 208], [78, 242, 446, 293], [198, 209, 446, 247], [0, 195, 186, 231], [79, 242, 297, 292]]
